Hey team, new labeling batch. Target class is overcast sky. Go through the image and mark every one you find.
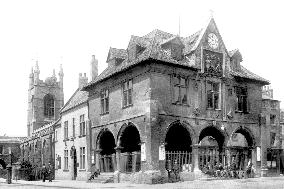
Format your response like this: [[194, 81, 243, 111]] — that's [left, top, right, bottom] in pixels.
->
[[0, 0, 283, 137]]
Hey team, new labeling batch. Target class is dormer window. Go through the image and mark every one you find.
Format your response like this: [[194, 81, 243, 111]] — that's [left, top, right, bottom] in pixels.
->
[[161, 36, 184, 61], [136, 45, 146, 58], [115, 58, 124, 65]]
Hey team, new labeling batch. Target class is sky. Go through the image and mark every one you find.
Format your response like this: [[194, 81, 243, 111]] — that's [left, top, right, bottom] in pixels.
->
[[0, 0, 283, 137]]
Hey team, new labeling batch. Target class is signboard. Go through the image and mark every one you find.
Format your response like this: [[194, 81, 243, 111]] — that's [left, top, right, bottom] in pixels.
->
[[159, 144, 165, 160], [141, 143, 146, 161], [257, 147, 261, 161]]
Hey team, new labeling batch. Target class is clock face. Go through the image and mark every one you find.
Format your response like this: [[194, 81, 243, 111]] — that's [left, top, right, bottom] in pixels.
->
[[208, 33, 219, 49]]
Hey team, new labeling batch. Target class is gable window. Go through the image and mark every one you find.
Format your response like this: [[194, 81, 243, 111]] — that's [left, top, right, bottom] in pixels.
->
[[72, 118, 75, 138], [172, 75, 188, 105], [235, 86, 248, 112], [101, 89, 109, 114], [122, 79, 133, 107], [44, 94, 54, 117], [80, 114, 86, 136], [64, 150, 68, 170], [80, 147, 86, 169], [207, 81, 220, 109], [64, 121, 68, 140]]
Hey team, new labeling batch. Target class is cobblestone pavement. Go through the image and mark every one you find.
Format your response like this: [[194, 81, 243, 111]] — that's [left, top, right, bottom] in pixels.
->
[[1, 177, 284, 189]]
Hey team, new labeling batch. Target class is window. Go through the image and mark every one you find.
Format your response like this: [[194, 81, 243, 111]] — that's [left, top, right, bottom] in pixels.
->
[[72, 118, 75, 138], [80, 147, 86, 169], [270, 132, 276, 146], [80, 115, 86, 136], [122, 79, 133, 107], [172, 75, 188, 104], [64, 150, 68, 170], [271, 101, 277, 109], [207, 82, 220, 109], [64, 121, 68, 140], [270, 114, 276, 125], [235, 86, 248, 112], [44, 94, 54, 117], [100, 89, 109, 114]]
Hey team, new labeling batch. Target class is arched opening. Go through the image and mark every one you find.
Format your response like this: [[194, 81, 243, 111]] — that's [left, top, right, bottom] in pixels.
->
[[44, 94, 55, 118], [227, 127, 255, 171], [165, 121, 192, 172], [97, 129, 116, 172], [198, 126, 226, 170], [118, 124, 141, 173]]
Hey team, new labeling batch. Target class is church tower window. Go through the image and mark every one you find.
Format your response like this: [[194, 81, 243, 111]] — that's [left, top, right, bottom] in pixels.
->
[[44, 94, 55, 117]]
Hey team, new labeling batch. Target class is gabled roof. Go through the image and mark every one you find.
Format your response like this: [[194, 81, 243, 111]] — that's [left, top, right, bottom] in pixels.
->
[[229, 49, 243, 61], [230, 65, 270, 84], [83, 17, 269, 90], [106, 47, 127, 62], [61, 88, 89, 113]]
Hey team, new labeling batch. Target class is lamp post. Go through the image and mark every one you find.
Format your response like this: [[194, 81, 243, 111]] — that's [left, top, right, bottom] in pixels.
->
[[6, 147, 12, 184]]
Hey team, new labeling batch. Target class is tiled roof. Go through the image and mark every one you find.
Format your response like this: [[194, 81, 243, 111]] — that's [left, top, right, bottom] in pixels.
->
[[84, 19, 268, 89], [230, 65, 270, 84], [61, 88, 89, 113], [107, 47, 127, 62]]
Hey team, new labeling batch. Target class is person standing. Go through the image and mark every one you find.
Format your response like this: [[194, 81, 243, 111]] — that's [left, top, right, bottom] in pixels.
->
[[48, 162, 53, 182], [42, 165, 47, 182]]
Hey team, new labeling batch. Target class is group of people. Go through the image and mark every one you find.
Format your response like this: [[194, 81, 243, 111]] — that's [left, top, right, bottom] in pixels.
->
[[202, 160, 255, 179], [166, 160, 181, 182], [42, 163, 53, 182]]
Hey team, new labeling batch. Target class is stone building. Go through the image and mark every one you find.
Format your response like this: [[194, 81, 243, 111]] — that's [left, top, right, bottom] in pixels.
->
[[21, 62, 64, 172], [261, 85, 282, 175], [83, 16, 271, 183], [54, 55, 98, 180]]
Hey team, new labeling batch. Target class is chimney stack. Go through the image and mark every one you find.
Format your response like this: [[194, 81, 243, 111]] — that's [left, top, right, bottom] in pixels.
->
[[79, 73, 88, 88], [90, 55, 98, 81]]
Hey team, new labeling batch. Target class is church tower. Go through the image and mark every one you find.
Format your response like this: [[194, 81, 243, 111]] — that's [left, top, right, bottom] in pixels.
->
[[27, 62, 64, 137]]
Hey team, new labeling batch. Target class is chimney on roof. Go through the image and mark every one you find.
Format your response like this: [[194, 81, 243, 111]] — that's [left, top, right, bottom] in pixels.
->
[[90, 55, 98, 81], [79, 73, 88, 88]]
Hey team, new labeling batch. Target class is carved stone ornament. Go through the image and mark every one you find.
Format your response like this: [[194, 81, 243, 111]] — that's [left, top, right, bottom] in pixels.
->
[[203, 49, 223, 77], [193, 107, 201, 117]]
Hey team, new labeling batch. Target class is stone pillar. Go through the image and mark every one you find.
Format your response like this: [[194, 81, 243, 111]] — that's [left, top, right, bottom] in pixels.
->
[[226, 148, 231, 166], [115, 146, 123, 172], [192, 144, 201, 172], [94, 149, 102, 171], [260, 115, 268, 177]]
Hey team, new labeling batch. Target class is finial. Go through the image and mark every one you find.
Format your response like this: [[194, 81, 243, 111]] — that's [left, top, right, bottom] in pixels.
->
[[53, 69, 56, 77], [209, 9, 214, 19]]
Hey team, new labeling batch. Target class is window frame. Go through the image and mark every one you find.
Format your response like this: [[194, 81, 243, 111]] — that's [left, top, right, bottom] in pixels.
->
[[206, 81, 220, 110], [64, 149, 68, 170], [122, 79, 133, 108], [44, 94, 55, 118], [64, 121, 68, 140], [72, 118, 75, 138], [100, 88, 109, 115], [172, 74, 188, 105], [235, 86, 248, 113], [80, 147, 86, 169], [79, 114, 86, 136]]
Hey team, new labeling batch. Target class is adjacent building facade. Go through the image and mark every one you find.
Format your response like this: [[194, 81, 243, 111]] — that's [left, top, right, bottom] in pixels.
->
[[83, 16, 272, 183]]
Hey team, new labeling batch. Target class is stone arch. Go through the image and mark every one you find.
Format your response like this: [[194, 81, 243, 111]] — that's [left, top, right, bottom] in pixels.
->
[[96, 128, 116, 155], [117, 122, 141, 148], [230, 126, 255, 147], [164, 120, 194, 152], [163, 120, 197, 144], [198, 125, 228, 151]]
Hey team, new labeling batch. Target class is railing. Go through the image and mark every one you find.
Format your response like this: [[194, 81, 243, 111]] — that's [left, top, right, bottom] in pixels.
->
[[165, 151, 192, 172], [99, 154, 116, 172], [120, 151, 141, 173]]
